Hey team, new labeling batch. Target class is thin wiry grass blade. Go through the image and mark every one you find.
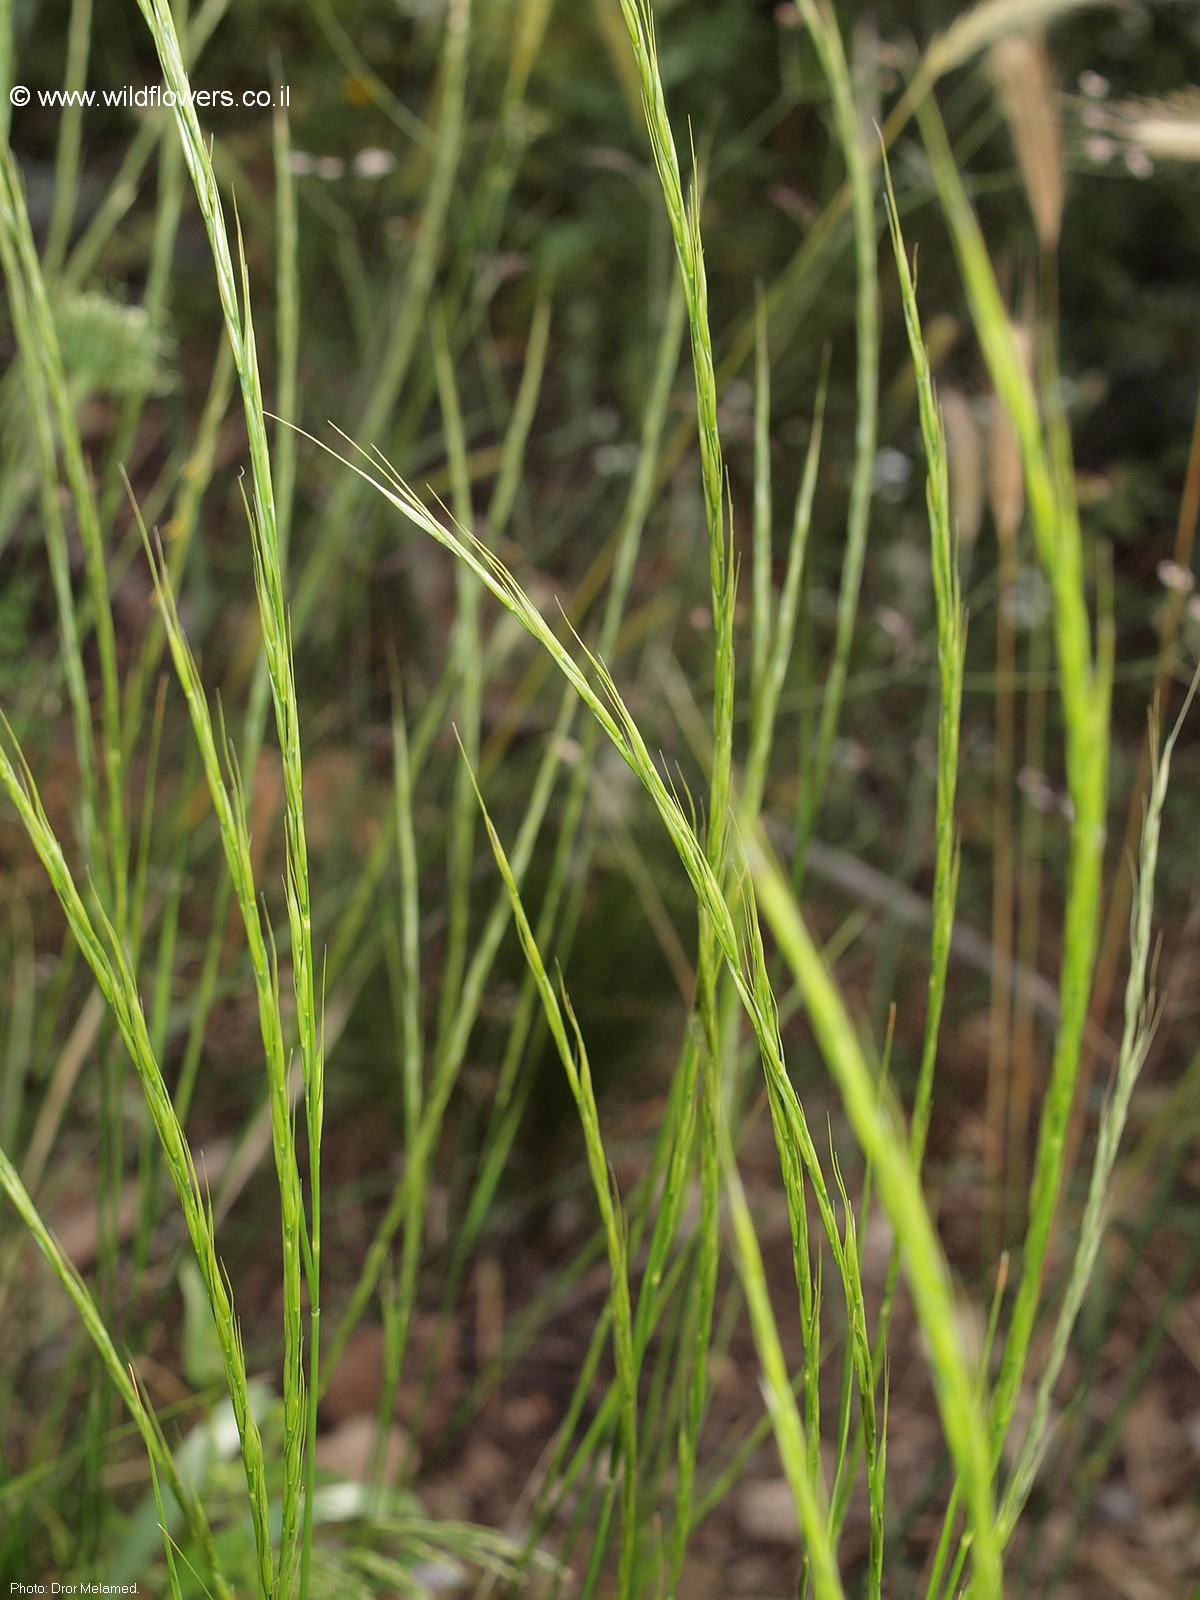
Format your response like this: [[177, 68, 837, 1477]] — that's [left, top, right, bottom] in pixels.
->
[[465, 750, 640, 1600]]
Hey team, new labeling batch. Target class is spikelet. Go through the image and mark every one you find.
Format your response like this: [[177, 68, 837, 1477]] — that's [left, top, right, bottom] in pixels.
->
[[990, 30, 1066, 250]]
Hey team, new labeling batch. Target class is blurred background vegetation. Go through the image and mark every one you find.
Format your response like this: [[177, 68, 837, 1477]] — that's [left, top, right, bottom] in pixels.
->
[[2, 0, 1200, 1593]]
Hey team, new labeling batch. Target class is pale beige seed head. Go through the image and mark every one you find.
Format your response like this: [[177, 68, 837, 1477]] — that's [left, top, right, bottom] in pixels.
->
[[1100, 90, 1200, 164], [990, 30, 1065, 251]]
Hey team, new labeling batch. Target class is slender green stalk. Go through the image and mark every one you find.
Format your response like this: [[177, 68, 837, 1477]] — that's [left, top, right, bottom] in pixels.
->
[[391, 682, 424, 1221], [826, 162, 971, 1577], [0, 179, 101, 881], [1001, 670, 1198, 1542], [468, 761, 640, 1600], [0, 7, 12, 143], [792, 0, 879, 881], [322, 679, 572, 1385], [44, 0, 93, 273], [369, 678, 425, 1493], [445, 281, 688, 1586], [0, 896, 34, 1160], [722, 1124, 844, 1600], [122, 335, 235, 765], [430, 299, 485, 1074], [1008, 608, 1050, 1233], [100, 68, 186, 539], [750, 291, 773, 713], [267, 95, 322, 1600], [916, 90, 1114, 1478], [136, 519, 306, 1596], [59, 0, 233, 291], [881, 158, 966, 1172], [609, 11, 734, 1584], [337, 289, 556, 1470], [748, 837, 1000, 1598], [744, 367, 827, 818], [291, 0, 471, 639], [130, 9, 325, 1589], [272, 93, 301, 566]]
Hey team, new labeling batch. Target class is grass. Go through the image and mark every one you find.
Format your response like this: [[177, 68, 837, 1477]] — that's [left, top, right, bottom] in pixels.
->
[[1, 0, 1197, 1595]]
